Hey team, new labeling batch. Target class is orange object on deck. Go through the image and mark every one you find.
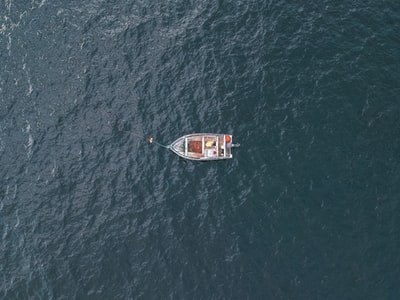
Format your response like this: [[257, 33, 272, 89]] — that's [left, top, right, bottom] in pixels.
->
[[226, 135, 231, 143]]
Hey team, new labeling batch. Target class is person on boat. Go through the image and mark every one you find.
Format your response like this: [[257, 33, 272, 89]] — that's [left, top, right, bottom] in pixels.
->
[[219, 145, 224, 156]]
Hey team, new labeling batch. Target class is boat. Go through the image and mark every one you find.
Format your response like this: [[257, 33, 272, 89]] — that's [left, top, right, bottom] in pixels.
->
[[168, 133, 240, 161]]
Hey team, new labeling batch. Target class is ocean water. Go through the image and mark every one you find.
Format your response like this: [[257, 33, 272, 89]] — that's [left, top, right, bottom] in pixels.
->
[[1, 0, 400, 299]]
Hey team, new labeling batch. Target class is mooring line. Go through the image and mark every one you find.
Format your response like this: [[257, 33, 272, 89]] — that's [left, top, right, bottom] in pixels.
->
[[146, 137, 170, 149], [130, 131, 170, 149]]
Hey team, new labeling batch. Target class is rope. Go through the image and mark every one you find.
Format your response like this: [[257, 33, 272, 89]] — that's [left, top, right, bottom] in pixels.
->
[[129, 131, 170, 149], [130, 132, 146, 139], [147, 137, 170, 149]]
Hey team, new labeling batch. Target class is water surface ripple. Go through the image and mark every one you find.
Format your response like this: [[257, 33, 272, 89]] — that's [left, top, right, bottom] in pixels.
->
[[1, 0, 399, 299]]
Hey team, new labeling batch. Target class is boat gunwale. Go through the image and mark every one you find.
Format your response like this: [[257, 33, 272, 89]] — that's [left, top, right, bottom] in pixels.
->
[[169, 133, 233, 161]]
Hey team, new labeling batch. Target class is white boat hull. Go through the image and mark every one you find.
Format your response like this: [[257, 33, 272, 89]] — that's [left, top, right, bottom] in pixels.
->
[[169, 133, 238, 161]]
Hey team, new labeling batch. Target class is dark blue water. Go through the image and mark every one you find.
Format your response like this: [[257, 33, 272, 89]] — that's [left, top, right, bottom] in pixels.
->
[[1, 0, 400, 299]]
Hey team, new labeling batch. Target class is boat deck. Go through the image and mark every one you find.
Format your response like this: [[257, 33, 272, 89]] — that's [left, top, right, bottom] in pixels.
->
[[170, 134, 233, 160]]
